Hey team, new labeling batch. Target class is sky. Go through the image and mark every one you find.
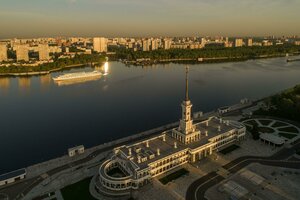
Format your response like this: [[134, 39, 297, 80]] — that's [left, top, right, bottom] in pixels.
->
[[0, 0, 299, 38]]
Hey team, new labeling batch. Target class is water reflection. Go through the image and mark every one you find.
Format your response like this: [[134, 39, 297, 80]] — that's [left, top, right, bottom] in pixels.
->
[[0, 77, 10, 91], [103, 62, 109, 75], [18, 77, 31, 90], [40, 74, 51, 86], [95, 61, 109, 75]]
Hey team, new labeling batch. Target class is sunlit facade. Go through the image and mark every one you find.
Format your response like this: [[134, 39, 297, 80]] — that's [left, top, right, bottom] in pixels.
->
[[93, 37, 108, 53], [38, 44, 50, 61], [15, 44, 29, 62], [0, 44, 8, 62]]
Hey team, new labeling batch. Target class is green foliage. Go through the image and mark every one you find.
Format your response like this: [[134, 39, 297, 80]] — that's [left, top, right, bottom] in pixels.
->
[[112, 45, 300, 61], [0, 54, 105, 74], [255, 85, 300, 122], [278, 132, 297, 139], [251, 124, 261, 140], [69, 46, 85, 52], [61, 177, 96, 200]]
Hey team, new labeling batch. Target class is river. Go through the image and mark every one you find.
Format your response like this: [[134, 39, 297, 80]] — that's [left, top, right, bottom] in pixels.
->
[[0, 56, 300, 174]]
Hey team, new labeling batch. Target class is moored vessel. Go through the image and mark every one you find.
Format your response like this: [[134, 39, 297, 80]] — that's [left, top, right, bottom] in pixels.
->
[[53, 71, 102, 81]]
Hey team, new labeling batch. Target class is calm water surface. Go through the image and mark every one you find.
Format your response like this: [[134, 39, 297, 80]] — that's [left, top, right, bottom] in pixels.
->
[[0, 57, 300, 174]]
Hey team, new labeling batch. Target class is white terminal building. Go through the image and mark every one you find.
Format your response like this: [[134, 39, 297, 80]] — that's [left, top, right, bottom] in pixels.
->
[[93, 67, 246, 197]]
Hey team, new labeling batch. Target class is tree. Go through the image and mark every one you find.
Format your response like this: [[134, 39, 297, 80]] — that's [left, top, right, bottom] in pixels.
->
[[251, 124, 260, 140]]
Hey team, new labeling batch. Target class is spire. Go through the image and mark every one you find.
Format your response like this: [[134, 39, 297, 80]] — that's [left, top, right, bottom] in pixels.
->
[[185, 66, 189, 101]]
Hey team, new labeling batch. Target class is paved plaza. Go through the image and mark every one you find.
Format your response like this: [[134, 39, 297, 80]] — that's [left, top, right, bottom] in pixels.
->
[[206, 163, 300, 200]]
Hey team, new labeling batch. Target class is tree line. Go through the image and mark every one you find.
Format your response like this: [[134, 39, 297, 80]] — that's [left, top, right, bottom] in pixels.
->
[[109, 45, 300, 61], [255, 85, 300, 122], [0, 54, 105, 73]]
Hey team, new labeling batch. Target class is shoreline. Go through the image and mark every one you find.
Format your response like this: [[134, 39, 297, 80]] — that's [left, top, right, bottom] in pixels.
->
[[122, 53, 300, 66], [0, 53, 299, 77], [0, 62, 101, 77]]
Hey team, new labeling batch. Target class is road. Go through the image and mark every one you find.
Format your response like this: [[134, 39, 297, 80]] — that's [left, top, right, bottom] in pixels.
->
[[186, 140, 300, 200]]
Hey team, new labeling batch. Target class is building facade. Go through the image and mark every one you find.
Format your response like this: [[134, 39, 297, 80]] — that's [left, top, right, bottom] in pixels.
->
[[0, 169, 26, 186], [246, 38, 253, 47], [163, 39, 172, 50], [38, 44, 50, 61], [93, 67, 246, 196], [151, 39, 159, 51], [0, 44, 8, 62], [15, 44, 29, 62], [93, 37, 107, 53], [234, 39, 243, 47], [142, 39, 150, 51]]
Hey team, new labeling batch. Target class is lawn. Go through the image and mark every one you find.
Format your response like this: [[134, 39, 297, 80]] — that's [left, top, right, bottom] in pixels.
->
[[61, 177, 97, 200], [271, 121, 288, 128], [245, 125, 252, 131], [278, 126, 299, 133], [159, 168, 189, 185], [278, 132, 297, 139], [258, 119, 272, 126], [257, 127, 274, 133], [244, 120, 258, 126], [296, 149, 300, 156], [219, 144, 240, 155]]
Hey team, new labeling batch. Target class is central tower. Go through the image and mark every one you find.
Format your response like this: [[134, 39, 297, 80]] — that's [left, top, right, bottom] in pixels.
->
[[172, 66, 200, 144], [179, 66, 193, 134]]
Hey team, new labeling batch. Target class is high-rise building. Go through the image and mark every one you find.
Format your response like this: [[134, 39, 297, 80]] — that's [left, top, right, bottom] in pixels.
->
[[246, 38, 253, 47], [38, 44, 50, 61], [142, 39, 150, 51], [15, 45, 29, 62], [151, 39, 159, 50], [225, 37, 229, 43], [0, 44, 8, 62], [224, 37, 230, 47], [234, 39, 243, 47], [93, 37, 107, 53], [163, 39, 172, 50], [262, 40, 273, 46]]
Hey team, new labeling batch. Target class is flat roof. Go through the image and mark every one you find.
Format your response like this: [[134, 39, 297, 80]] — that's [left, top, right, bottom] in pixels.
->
[[0, 168, 26, 181], [68, 145, 84, 152], [260, 133, 285, 145], [118, 117, 242, 170]]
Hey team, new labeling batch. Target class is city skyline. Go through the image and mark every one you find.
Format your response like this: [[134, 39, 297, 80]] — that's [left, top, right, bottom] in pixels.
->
[[0, 0, 300, 38]]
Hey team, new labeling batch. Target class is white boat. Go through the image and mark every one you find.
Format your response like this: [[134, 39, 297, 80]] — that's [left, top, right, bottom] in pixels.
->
[[53, 71, 102, 81]]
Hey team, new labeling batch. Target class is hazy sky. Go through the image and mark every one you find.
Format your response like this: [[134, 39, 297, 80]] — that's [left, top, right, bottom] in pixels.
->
[[0, 0, 299, 38]]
